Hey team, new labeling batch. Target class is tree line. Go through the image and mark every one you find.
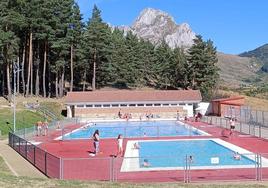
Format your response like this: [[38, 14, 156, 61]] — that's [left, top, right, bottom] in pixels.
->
[[0, 2, 219, 101]]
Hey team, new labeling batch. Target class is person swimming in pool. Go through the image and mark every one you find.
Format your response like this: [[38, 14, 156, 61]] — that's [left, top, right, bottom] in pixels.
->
[[142, 159, 150, 167], [233, 152, 241, 160], [188, 155, 194, 163]]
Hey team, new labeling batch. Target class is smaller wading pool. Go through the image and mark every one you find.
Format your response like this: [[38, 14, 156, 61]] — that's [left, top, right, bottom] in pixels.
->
[[59, 120, 209, 140], [121, 138, 268, 172]]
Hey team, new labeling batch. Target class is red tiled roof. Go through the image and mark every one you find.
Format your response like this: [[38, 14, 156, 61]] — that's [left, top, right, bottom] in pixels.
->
[[65, 90, 202, 104], [212, 96, 244, 102]]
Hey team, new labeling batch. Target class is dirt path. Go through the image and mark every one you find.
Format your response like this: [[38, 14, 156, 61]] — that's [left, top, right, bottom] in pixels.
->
[[0, 139, 46, 178]]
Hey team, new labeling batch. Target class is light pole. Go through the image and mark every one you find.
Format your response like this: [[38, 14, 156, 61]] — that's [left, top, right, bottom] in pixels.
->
[[13, 61, 22, 133]]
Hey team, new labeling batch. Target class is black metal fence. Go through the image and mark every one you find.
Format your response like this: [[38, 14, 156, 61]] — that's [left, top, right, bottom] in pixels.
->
[[8, 132, 61, 179]]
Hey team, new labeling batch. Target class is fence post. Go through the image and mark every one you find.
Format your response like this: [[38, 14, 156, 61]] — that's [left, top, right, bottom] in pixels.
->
[[184, 155, 188, 183], [25, 141, 27, 159], [255, 154, 258, 180], [13, 133, 15, 148], [61, 128, 64, 141], [240, 108, 242, 132], [34, 146, 36, 165], [45, 151, 47, 176], [19, 137, 21, 153], [261, 111, 264, 138], [258, 153, 262, 181], [60, 158, 63, 179]]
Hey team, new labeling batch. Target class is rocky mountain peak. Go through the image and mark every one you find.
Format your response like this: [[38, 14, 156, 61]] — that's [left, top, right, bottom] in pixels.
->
[[118, 8, 196, 49], [133, 8, 174, 27]]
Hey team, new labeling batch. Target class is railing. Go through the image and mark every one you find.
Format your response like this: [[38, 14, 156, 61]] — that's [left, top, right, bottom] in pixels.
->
[[13, 117, 80, 141], [201, 115, 268, 139], [8, 118, 268, 183], [60, 153, 266, 182], [37, 105, 59, 120], [9, 132, 61, 179], [9, 131, 268, 182]]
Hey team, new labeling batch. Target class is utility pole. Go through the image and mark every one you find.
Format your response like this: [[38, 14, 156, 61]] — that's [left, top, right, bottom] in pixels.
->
[[13, 60, 21, 133], [13, 61, 16, 132]]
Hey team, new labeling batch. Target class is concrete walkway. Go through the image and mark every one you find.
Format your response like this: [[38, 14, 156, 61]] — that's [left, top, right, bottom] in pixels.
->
[[0, 139, 46, 178]]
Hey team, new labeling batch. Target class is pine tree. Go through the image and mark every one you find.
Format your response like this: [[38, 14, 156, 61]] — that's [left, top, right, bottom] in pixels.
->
[[104, 28, 126, 87], [153, 41, 175, 89], [0, 0, 23, 99], [83, 5, 111, 90], [187, 35, 219, 100], [173, 47, 188, 88], [66, 2, 84, 92]]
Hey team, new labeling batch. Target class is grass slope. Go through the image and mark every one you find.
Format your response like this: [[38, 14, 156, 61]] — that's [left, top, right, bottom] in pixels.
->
[[0, 97, 64, 137], [0, 109, 44, 136], [217, 52, 261, 88]]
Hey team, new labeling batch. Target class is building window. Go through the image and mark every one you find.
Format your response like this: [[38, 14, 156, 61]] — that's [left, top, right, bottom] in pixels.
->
[[86, 105, 93, 108], [77, 105, 84, 108], [179, 103, 185, 106], [154, 104, 161, 106], [94, 104, 102, 108], [162, 104, 169, 106], [137, 104, 144, 107], [120, 104, 127, 107], [188, 103, 193, 106], [103, 104, 110, 108], [129, 104, 136, 107], [171, 103, 177, 106], [146, 104, 153, 107]]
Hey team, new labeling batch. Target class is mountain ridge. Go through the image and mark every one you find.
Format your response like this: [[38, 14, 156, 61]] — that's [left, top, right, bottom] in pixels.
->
[[239, 43, 268, 72], [117, 8, 196, 49], [116, 8, 267, 88]]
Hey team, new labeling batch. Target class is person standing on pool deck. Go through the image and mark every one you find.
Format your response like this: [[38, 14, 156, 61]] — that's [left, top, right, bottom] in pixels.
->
[[117, 134, 123, 157], [92, 130, 100, 154], [229, 118, 235, 136]]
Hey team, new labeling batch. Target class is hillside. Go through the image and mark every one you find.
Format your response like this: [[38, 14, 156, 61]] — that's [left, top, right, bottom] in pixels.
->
[[240, 43, 268, 72], [216, 52, 261, 88]]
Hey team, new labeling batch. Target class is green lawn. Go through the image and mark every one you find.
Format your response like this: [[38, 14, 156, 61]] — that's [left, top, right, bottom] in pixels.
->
[[0, 99, 64, 137], [0, 109, 45, 136]]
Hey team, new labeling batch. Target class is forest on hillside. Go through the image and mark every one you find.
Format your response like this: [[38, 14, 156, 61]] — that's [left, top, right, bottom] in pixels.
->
[[0, 0, 219, 101]]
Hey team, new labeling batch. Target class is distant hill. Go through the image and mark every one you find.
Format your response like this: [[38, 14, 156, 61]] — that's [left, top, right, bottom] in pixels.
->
[[216, 52, 261, 87], [240, 44, 268, 72]]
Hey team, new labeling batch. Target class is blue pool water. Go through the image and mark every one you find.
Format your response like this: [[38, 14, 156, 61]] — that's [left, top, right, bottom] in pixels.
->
[[63, 121, 203, 139], [138, 140, 255, 168]]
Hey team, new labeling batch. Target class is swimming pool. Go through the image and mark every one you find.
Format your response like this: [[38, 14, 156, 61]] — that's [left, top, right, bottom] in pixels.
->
[[61, 120, 208, 139], [121, 138, 268, 171]]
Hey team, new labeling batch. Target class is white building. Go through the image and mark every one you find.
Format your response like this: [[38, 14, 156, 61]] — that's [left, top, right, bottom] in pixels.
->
[[65, 90, 202, 119]]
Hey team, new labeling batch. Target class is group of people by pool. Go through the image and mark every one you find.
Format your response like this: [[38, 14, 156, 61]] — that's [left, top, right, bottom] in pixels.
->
[[35, 120, 49, 136], [118, 110, 132, 120], [90, 130, 152, 166], [91, 130, 124, 157], [118, 109, 159, 121]]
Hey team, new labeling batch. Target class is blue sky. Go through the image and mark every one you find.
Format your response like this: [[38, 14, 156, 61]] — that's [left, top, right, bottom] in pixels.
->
[[76, 0, 268, 54]]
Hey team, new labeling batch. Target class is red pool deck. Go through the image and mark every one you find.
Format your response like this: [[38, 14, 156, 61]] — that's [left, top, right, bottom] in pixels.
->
[[32, 120, 268, 182]]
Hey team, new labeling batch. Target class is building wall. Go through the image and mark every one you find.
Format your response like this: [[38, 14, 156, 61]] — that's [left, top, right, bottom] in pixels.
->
[[72, 106, 191, 119], [211, 101, 220, 116]]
